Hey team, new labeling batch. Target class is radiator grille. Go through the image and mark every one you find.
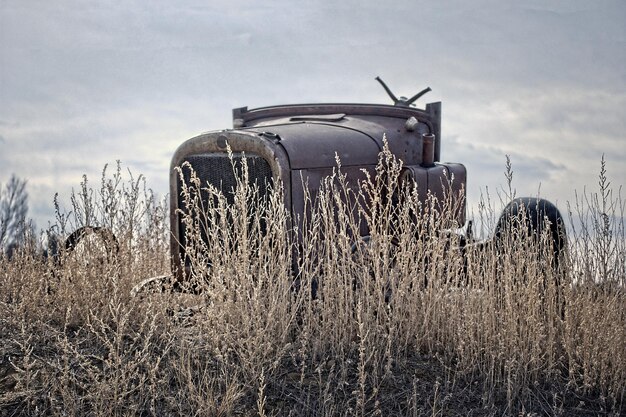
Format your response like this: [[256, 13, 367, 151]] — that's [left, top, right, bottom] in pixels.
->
[[176, 153, 274, 257]]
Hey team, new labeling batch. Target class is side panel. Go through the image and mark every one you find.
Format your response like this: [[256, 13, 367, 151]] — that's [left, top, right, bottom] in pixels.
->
[[401, 163, 467, 226], [291, 166, 376, 241]]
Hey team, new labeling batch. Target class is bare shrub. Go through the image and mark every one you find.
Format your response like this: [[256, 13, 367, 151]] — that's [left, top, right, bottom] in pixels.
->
[[0, 174, 30, 258]]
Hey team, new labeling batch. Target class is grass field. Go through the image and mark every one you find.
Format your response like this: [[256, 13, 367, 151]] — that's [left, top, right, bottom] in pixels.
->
[[1, 153, 624, 416]]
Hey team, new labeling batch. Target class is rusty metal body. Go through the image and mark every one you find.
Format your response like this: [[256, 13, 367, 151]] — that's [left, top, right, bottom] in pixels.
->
[[170, 95, 467, 279]]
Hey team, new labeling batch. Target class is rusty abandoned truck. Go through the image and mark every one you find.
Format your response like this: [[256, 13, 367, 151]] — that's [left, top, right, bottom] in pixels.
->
[[163, 77, 566, 286], [54, 77, 566, 292]]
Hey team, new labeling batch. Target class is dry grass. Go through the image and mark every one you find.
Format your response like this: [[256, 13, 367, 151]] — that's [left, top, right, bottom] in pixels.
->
[[1, 153, 624, 416]]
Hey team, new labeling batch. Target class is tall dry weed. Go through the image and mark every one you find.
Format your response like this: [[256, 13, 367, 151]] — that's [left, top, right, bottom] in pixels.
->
[[0, 148, 624, 416]]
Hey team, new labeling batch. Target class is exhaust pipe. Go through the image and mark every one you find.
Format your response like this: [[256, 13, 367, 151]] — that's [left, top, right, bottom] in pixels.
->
[[421, 133, 435, 167]]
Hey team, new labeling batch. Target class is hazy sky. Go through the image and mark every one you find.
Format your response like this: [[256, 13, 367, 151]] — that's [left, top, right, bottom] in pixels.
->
[[1, 0, 624, 230]]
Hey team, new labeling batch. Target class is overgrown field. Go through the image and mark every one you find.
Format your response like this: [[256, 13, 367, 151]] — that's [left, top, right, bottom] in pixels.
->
[[1, 152, 624, 416]]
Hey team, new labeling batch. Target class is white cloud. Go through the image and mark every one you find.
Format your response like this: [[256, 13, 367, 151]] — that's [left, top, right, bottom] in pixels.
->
[[0, 0, 624, 229]]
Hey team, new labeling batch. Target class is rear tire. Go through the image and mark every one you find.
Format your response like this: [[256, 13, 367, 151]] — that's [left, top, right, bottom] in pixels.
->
[[494, 197, 567, 267], [494, 197, 567, 317]]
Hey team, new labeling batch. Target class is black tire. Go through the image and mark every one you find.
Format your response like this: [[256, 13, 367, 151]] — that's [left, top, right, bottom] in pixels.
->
[[494, 197, 568, 318], [494, 197, 567, 268]]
